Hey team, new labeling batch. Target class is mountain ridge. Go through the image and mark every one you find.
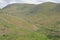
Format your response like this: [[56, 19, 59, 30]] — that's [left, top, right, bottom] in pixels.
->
[[0, 2, 60, 9], [0, 2, 60, 40]]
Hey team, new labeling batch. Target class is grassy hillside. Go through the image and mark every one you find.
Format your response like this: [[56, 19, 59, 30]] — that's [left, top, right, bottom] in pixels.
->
[[0, 2, 60, 40]]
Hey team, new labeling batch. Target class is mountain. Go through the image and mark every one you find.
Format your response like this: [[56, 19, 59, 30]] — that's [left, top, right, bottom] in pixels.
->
[[0, 2, 60, 40]]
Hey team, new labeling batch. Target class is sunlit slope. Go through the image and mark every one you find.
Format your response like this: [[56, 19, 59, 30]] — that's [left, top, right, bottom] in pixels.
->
[[0, 2, 60, 40], [0, 14, 39, 31], [0, 13, 49, 40]]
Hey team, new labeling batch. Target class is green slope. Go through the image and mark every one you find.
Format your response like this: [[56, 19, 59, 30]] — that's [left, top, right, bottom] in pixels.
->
[[0, 2, 60, 40]]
